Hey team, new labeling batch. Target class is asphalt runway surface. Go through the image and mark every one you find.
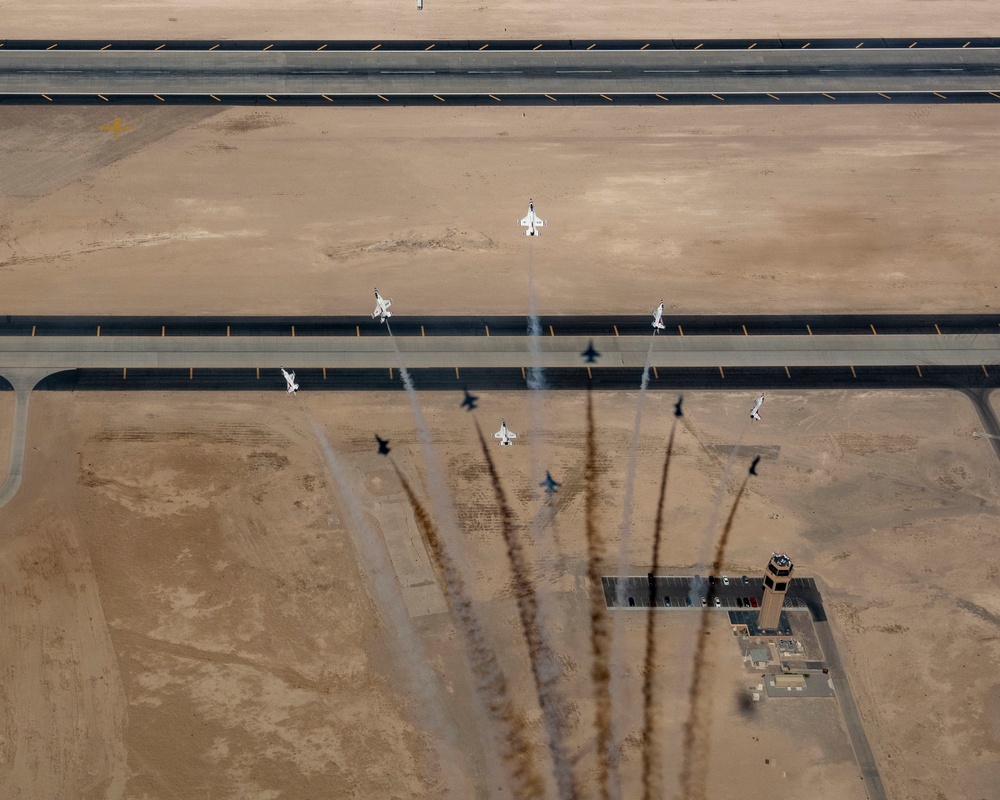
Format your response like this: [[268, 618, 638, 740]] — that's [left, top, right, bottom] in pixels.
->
[[23, 365, 1000, 392], [4, 313, 1000, 338], [1, 315, 998, 391], [2, 39, 999, 104]]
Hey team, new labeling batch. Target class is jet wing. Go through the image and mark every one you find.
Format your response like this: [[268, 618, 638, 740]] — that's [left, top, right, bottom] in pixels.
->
[[533, 218, 545, 227], [519, 215, 532, 226], [506, 430, 517, 439], [494, 429, 505, 438]]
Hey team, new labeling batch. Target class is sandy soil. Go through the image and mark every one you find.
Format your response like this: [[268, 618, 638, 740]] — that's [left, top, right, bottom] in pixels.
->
[[3, 104, 1000, 316], [3, 1, 998, 41], [0, 387, 997, 797]]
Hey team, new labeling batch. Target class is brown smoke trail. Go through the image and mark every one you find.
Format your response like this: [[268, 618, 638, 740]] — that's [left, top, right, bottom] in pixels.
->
[[392, 462, 546, 800], [678, 468, 753, 800], [474, 422, 578, 800], [584, 387, 613, 800], [640, 420, 678, 800]]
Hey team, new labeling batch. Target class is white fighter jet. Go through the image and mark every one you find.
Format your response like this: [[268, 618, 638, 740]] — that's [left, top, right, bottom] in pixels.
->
[[519, 200, 545, 237], [652, 301, 666, 333], [281, 367, 299, 395], [750, 393, 764, 421], [372, 288, 392, 323], [493, 420, 518, 446]]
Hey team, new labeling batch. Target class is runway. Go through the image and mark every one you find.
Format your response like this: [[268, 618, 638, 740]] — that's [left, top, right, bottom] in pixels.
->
[[2, 39, 999, 104], [5, 313, 1000, 338], [0, 321, 996, 391]]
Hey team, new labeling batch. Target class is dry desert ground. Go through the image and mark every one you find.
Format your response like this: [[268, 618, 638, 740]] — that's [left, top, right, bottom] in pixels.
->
[[3, 0, 999, 41], [1, 30, 1000, 800]]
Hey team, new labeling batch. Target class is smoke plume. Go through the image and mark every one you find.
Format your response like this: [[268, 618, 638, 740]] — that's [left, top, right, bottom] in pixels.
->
[[640, 419, 678, 800], [392, 461, 546, 799], [584, 387, 613, 800], [475, 421, 578, 800], [679, 464, 755, 800]]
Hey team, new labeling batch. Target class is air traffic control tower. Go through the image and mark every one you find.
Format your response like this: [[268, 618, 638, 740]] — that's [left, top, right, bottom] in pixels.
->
[[758, 553, 794, 630]]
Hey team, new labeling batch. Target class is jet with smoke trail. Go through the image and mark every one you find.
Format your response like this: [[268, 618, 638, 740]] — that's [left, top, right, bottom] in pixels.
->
[[494, 419, 519, 446], [372, 288, 393, 323], [519, 199, 546, 237]]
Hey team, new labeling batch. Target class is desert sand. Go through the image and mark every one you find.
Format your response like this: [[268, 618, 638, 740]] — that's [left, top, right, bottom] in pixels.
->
[[2, 24, 1000, 798], [3, 1, 998, 41], [2, 104, 1000, 316], [1, 387, 998, 798]]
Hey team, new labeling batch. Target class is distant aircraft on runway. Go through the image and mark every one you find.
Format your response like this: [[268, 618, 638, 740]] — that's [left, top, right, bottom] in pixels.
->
[[375, 434, 391, 456], [372, 289, 393, 323], [519, 200, 545, 236], [539, 471, 561, 494], [494, 419, 518, 446], [281, 367, 299, 394], [750, 394, 764, 421], [652, 301, 666, 333], [461, 388, 479, 411]]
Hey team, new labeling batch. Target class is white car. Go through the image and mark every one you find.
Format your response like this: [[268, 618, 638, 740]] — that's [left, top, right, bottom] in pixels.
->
[[714, 597, 722, 608], [722, 575, 730, 586]]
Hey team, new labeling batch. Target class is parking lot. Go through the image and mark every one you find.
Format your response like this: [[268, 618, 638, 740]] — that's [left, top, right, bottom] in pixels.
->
[[602, 574, 820, 616]]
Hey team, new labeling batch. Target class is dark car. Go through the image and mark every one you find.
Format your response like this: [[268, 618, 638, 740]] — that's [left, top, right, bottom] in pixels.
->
[[742, 575, 749, 585], [750, 597, 759, 608], [743, 597, 751, 607], [736, 597, 744, 608], [685, 596, 692, 607], [663, 596, 671, 607]]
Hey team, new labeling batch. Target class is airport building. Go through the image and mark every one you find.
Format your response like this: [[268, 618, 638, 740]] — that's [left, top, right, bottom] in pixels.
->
[[758, 553, 793, 630]]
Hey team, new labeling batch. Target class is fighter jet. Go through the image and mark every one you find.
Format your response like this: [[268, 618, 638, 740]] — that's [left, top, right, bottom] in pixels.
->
[[652, 301, 666, 334], [461, 388, 479, 412], [750, 393, 764, 422], [372, 289, 393, 323], [539, 471, 561, 494], [281, 367, 299, 395], [581, 340, 601, 364], [749, 455, 761, 476], [674, 395, 683, 418], [519, 200, 545, 237], [493, 419, 518, 446], [375, 434, 391, 456]]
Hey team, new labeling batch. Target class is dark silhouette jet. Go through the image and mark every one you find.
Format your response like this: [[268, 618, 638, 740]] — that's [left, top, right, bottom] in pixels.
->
[[749, 455, 761, 476], [461, 388, 479, 411], [539, 471, 561, 494], [375, 435, 391, 456], [581, 340, 601, 364], [674, 395, 684, 418]]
